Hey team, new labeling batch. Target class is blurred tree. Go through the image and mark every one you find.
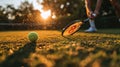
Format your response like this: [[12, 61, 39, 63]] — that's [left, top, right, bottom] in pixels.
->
[[41, 0, 85, 19], [16, 1, 35, 23], [6, 5, 16, 21], [27, 10, 41, 23], [0, 1, 41, 24], [0, 6, 9, 23]]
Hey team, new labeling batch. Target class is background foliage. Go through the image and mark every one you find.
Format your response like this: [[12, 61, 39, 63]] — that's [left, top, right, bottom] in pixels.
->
[[0, 0, 120, 30]]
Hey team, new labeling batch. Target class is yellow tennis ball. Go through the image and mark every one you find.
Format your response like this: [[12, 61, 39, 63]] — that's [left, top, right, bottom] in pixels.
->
[[28, 32, 38, 42]]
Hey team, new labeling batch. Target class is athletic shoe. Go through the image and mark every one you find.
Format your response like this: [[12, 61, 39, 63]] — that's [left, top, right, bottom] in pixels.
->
[[85, 27, 97, 32]]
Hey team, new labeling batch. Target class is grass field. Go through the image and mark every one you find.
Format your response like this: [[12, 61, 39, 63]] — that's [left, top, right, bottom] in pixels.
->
[[0, 29, 120, 67]]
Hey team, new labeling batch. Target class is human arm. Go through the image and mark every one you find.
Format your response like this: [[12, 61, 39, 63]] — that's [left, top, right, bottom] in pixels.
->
[[85, 0, 93, 18], [94, 0, 102, 16], [85, 0, 102, 19]]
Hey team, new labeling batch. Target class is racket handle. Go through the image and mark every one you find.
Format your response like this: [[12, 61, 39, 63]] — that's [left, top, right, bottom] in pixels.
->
[[83, 18, 89, 23]]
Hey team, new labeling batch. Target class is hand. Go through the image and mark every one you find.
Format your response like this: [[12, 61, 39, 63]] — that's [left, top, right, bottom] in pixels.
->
[[94, 10, 99, 16], [86, 10, 94, 19], [86, 10, 97, 19], [90, 13, 97, 19]]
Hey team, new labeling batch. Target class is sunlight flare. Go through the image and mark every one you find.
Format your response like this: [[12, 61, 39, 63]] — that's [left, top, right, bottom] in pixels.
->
[[41, 10, 51, 19]]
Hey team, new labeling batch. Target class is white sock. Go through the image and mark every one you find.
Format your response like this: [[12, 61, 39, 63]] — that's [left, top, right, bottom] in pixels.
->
[[89, 19, 96, 28]]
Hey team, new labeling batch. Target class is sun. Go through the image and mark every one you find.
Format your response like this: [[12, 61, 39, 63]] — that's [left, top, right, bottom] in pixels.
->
[[33, 0, 52, 20], [41, 10, 51, 19], [32, 0, 51, 19]]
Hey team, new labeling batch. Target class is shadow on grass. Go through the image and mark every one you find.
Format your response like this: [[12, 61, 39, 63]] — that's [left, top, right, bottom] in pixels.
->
[[92, 29, 120, 34], [0, 42, 36, 67]]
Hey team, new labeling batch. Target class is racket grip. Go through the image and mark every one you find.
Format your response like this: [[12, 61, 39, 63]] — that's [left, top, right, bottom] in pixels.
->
[[83, 18, 89, 23]]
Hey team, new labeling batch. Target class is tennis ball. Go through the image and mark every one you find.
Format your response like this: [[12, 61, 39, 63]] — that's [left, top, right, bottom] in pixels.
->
[[28, 32, 38, 42]]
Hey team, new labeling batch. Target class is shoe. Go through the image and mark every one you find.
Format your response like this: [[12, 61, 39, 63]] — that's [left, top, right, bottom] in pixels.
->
[[119, 18, 120, 22], [85, 27, 97, 32]]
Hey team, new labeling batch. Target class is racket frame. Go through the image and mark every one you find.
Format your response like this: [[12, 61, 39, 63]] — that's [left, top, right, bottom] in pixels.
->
[[61, 18, 89, 37]]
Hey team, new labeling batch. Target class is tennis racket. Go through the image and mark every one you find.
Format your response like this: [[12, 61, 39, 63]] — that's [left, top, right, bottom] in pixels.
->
[[62, 18, 90, 37]]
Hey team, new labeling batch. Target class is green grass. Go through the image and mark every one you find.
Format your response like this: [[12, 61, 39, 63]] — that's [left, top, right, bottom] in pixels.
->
[[0, 29, 120, 67]]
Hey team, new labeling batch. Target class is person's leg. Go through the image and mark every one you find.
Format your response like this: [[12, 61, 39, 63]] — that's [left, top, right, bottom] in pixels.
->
[[85, 19, 97, 32], [85, 3, 97, 32], [110, 0, 120, 21]]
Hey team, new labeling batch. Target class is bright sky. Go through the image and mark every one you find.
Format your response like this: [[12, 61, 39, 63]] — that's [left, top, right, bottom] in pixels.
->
[[0, 0, 43, 11]]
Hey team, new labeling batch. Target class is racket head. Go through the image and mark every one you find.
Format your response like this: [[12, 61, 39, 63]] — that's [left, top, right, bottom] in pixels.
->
[[62, 20, 83, 37]]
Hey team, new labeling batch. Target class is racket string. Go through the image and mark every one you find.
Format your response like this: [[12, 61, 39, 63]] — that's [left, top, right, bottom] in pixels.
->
[[68, 25, 77, 33]]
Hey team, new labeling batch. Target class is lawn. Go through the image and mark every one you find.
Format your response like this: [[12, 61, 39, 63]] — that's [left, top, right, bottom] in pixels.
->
[[0, 29, 120, 67]]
